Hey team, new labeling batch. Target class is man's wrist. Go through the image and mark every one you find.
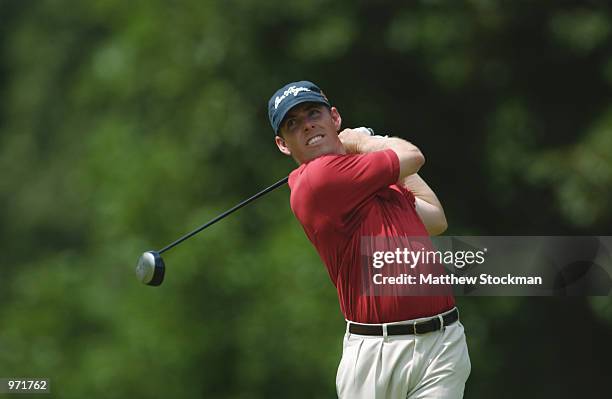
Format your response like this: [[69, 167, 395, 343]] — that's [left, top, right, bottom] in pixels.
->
[[360, 135, 393, 153], [339, 127, 391, 154], [359, 127, 389, 139]]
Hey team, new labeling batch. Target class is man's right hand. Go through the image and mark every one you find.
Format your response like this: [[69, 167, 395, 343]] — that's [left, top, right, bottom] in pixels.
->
[[338, 127, 373, 153]]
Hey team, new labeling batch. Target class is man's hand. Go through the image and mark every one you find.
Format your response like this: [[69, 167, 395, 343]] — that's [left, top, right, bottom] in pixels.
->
[[338, 127, 373, 153]]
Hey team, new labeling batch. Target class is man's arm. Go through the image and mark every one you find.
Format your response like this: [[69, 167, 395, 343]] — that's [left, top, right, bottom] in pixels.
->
[[339, 128, 447, 235], [402, 173, 448, 236], [339, 128, 424, 180]]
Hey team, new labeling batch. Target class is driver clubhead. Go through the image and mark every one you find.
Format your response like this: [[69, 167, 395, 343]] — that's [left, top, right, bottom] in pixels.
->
[[136, 251, 165, 286]]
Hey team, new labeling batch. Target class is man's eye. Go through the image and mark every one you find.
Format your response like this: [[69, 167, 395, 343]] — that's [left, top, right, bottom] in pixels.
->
[[286, 119, 296, 129], [309, 109, 320, 117]]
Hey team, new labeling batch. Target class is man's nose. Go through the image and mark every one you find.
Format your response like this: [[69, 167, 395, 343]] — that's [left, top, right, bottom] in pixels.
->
[[301, 116, 315, 131]]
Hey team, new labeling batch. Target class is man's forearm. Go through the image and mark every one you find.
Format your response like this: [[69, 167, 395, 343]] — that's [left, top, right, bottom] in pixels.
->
[[358, 136, 409, 153], [358, 136, 425, 180], [403, 173, 448, 235], [402, 173, 443, 208]]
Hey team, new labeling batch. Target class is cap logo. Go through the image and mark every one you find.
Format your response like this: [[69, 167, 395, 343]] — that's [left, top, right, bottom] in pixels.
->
[[274, 86, 311, 109]]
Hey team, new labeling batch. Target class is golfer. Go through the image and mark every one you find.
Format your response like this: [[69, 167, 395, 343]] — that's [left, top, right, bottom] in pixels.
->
[[268, 81, 470, 399]]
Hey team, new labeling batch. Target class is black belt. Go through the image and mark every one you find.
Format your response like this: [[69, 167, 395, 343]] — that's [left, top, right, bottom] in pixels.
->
[[348, 308, 459, 336]]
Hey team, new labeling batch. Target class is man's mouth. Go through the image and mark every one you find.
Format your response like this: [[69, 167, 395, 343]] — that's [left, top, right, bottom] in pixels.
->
[[306, 134, 324, 146]]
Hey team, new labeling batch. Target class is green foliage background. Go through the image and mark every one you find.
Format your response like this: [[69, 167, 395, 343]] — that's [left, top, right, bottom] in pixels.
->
[[1, 1, 611, 398]]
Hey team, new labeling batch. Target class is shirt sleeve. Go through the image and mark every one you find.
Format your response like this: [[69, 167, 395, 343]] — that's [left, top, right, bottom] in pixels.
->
[[305, 149, 400, 219]]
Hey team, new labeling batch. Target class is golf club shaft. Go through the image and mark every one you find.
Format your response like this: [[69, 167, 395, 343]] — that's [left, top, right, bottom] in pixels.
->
[[158, 176, 289, 254]]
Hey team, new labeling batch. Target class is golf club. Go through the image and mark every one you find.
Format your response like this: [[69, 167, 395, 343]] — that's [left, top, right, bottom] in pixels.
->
[[135, 176, 289, 286]]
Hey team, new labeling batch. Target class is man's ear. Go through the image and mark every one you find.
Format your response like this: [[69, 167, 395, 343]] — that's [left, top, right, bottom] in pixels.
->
[[275, 135, 291, 156], [330, 106, 342, 132]]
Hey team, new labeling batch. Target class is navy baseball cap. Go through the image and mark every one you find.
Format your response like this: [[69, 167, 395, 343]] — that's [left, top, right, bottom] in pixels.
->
[[268, 80, 330, 135]]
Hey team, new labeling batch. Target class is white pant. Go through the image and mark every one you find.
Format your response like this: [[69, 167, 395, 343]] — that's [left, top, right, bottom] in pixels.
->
[[336, 310, 471, 399]]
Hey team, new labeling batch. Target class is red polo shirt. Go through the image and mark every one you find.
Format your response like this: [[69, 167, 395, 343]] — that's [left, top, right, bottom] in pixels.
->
[[288, 149, 454, 323]]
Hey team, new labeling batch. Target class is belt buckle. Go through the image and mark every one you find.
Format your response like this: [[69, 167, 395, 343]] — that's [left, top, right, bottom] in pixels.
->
[[413, 320, 420, 335]]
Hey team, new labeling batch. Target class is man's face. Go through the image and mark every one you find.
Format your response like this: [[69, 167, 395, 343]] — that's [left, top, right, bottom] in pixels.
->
[[274, 102, 344, 164]]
